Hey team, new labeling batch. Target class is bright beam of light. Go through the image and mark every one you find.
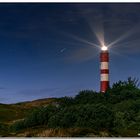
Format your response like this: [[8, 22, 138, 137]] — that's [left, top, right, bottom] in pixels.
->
[[111, 39, 140, 54], [46, 23, 100, 50], [88, 20, 105, 47], [75, 7, 105, 50], [64, 32, 100, 48], [110, 49, 138, 63], [108, 23, 140, 49], [81, 12, 105, 49], [48, 8, 140, 63], [46, 23, 100, 63]]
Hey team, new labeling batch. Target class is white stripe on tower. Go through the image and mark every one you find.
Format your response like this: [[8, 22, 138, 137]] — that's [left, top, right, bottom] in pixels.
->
[[101, 62, 109, 69], [101, 74, 109, 81]]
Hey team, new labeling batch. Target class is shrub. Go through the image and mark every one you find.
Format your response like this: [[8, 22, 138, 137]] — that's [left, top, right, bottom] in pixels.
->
[[11, 105, 58, 131], [48, 104, 114, 130]]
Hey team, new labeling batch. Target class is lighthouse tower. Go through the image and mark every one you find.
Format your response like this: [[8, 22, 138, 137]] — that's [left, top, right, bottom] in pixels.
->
[[100, 46, 109, 93]]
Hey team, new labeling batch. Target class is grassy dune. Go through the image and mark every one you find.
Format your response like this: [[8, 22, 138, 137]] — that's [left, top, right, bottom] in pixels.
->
[[0, 98, 57, 136]]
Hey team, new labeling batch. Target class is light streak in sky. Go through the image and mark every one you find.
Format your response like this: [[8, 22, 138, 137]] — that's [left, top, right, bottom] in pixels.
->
[[60, 48, 66, 53]]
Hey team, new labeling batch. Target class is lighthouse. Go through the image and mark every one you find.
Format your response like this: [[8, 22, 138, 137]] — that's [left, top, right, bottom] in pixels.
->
[[100, 45, 109, 93]]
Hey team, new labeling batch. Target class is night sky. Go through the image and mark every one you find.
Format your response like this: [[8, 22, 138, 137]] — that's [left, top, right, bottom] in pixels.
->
[[0, 3, 140, 103]]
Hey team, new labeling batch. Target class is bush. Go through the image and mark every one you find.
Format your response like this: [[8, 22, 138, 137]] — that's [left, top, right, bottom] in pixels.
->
[[48, 104, 114, 130], [58, 97, 75, 107], [11, 105, 58, 131], [10, 120, 26, 132], [75, 90, 106, 104], [48, 106, 79, 128]]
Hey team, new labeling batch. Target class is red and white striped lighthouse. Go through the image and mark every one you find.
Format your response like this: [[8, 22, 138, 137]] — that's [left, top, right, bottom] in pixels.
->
[[100, 46, 109, 93]]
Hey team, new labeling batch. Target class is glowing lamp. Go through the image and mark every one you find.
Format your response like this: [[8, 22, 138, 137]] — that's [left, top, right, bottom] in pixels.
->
[[101, 45, 108, 51]]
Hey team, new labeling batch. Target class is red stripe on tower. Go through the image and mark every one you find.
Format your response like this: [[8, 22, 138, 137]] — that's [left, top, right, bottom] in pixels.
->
[[100, 46, 109, 93]]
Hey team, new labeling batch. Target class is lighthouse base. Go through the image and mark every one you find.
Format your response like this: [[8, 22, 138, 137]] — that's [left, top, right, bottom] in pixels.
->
[[100, 81, 109, 93]]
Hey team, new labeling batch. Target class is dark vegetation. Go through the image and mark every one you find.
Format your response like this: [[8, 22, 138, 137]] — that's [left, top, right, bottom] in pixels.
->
[[1, 77, 140, 137]]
